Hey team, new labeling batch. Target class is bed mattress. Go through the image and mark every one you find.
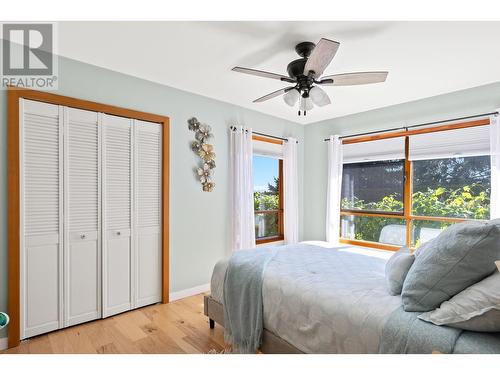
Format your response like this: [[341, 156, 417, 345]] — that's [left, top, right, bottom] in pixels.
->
[[211, 242, 402, 353], [211, 242, 500, 354]]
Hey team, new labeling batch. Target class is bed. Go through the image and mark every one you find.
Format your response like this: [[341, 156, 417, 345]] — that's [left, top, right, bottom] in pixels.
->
[[204, 242, 500, 354]]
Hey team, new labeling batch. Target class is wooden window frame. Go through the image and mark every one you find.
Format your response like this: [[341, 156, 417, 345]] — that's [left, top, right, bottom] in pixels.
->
[[338, 118, 490, 251], [252, 135, 284, 245], [7, 87, 170, 348]]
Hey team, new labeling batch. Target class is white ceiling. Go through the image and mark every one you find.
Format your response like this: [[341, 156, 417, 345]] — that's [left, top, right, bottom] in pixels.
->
[[58, 21, 500, 125]]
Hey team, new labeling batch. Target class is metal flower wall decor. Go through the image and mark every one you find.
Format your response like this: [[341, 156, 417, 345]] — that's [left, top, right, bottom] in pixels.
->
[[188, 117, 216, 192]]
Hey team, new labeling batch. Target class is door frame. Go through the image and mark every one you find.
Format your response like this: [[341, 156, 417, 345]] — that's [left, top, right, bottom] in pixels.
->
[[7, 87, 170, 348]]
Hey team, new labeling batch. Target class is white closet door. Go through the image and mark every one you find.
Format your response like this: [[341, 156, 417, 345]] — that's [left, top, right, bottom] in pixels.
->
[[135, 120, 162, 308], [64, 107, 101, 327], [21, 99, 63, 339], [102, 114, 133, 317]]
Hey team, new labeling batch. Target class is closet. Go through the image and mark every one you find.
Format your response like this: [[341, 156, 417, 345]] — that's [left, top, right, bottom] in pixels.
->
[[20, 98, 164, 339]]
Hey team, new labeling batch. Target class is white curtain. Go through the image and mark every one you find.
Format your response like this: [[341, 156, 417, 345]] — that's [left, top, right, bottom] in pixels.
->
[[229, 126, 256, 250], [490, 114, 500, 219], [283, 137, 299, 244], [326, 135, 343, 243]]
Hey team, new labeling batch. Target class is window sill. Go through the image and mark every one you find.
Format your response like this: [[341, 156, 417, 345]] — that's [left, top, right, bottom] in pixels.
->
[[256, 235, 284, 245], [339, 238, 401, 252]]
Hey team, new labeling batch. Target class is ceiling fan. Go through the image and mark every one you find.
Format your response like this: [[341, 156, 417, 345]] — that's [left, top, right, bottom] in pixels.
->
[[232, 38, 388, 116]]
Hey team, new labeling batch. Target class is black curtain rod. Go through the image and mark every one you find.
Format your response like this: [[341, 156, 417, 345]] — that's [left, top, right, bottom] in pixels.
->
[[322, 112, 499, 142], [230, 126, 299, 143]]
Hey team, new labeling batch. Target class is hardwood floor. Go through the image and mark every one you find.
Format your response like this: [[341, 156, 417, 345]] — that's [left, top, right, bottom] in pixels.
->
[[2, 294, 225, 354]]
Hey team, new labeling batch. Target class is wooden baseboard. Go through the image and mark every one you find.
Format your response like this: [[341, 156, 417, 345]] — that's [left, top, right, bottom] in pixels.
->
[[169, 283, 210, 302]]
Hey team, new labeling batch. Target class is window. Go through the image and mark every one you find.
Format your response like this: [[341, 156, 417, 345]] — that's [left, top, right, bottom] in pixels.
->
[[342, 160, 404, 213], [340, 159, 406, 249], [412, 156, 491, 219], [411, 156, 491, 246], [253, 141, 284, 244], [339, 119, 492, 251]]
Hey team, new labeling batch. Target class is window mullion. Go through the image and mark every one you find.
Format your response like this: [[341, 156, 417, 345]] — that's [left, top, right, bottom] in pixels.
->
[[278, 159, 284, 238], [403, 136, 412, 248]]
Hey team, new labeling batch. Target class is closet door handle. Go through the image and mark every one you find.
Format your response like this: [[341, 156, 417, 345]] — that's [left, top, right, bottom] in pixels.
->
[[80, 234, 86, 239], [116, 231, 121, 236]]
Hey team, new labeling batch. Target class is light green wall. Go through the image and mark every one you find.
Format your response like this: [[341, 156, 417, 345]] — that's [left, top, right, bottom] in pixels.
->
[[2, 53, 500, 340], [302, 81, 500, 241], [0, 56, 305, 337]]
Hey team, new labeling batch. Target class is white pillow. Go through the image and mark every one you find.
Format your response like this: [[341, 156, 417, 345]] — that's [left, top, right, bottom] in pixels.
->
[[418, 270, 500, 332]]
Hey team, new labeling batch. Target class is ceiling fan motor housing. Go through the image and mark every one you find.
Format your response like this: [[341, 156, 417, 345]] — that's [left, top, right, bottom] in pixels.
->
[[287, 42, 318, 93], [286, 58, 307, 79], [287, 41, 316, 78], [287, 58, 314, 93]]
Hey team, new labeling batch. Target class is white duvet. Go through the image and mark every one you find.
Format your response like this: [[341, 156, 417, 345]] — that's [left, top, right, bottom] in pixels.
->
[[210, 242, 402, 353]]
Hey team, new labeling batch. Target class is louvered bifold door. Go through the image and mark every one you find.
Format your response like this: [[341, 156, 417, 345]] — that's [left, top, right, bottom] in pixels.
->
[[135, 120, 162, 308], [21, 99, 63, 339], [102, 115, 133, 317], [64, 107, 101, 327]]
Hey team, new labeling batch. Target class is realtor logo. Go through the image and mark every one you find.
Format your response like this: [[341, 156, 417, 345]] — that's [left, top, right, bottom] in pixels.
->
[[1, 22, 58, 90]]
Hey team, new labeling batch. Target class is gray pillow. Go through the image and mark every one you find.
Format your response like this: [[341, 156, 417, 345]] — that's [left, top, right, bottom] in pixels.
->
[[418, 271, 500, 332], [385, 246, 415, 295], [412, 238, 433, 258], [401, 219, 500, 312]]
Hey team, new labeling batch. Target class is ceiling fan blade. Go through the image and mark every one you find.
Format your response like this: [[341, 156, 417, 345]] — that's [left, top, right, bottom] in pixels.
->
[[232, 66, 296, 83], [303, 38, 340, 78], [319, 71, 388, 86], [253, 87, 295, 103], [309, 86, 331, 107]]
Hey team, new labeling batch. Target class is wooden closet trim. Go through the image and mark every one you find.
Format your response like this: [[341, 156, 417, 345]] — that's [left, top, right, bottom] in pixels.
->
[[7, 87, 170, 348]]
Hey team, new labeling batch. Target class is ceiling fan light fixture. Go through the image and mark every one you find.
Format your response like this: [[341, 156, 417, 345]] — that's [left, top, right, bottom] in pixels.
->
[[306, 97, 313, 111], [309, 86, 331, 107], [300, 96, 313, 112], [283, 89, 300, 107]]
